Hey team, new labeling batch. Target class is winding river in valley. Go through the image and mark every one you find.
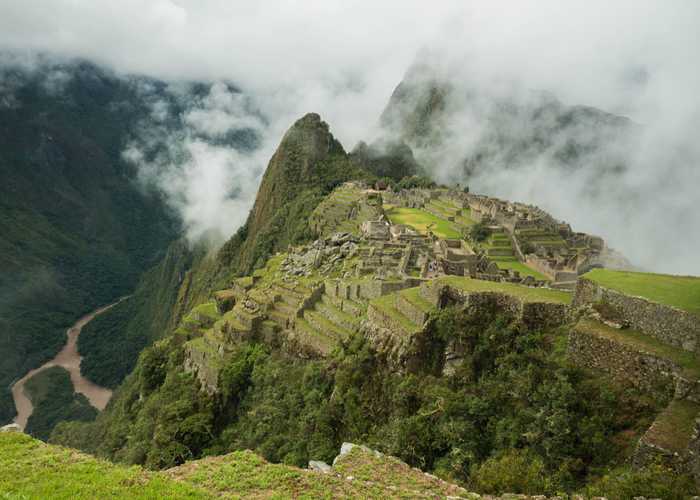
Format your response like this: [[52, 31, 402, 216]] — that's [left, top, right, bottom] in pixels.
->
[[11, 298, 127, 430]]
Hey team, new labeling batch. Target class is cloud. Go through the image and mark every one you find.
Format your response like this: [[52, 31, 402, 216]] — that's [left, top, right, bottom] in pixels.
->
[[0, 1, 699, 273], [123, 81, 270, 245]]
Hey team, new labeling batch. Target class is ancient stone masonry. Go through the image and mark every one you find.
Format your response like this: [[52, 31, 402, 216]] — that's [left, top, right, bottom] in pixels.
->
[[574, 277, 700, 353], [568, 275, 700, 477], [465, 193, 614, 286], [567, 320, 678, 399], [382, 186, 626, 289], [362, 278, 571, 373]]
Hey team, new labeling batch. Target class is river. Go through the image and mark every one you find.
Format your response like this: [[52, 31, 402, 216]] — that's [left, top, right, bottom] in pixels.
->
[[11, 298, 127, 430]]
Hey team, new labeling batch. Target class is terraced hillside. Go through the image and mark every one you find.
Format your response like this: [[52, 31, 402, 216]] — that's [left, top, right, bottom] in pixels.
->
[[583, 269, 700, 315], [43, 115, 699, 498]]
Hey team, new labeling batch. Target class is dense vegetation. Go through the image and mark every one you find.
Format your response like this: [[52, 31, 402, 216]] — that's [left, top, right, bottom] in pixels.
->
[[24, 366, 97, 441], [349, 139, 422, 181], [77, 240, 199, 388], [51, 306, 693, 497], [0, 61, 180, 423]]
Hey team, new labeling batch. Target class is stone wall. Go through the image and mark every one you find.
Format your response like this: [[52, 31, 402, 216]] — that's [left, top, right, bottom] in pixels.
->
[[525, 255, 556, 280], [420, 281, 570, 331], [367, 302, 417, 337], [359, 278, 420, 300], [574, 278, 700, 353], [395, 293, 430, 326], [521, 301, 572, 331], [567, 326, 677, 398], [687, 418, 700, 488], [296, 283, 325, 317]]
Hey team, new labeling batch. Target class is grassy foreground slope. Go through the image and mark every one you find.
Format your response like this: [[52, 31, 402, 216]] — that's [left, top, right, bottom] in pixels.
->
[[0, 432, 469, 499], [583, 269, 700, 315]]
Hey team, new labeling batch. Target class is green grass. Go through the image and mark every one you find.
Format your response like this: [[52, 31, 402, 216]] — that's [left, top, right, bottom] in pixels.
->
[[584, 269, 700, 315], [0, 432, 211, 499], [454, 214, 476, 228], [0, 430, 471, 498], [496, 259, 549, 281], [384, 207, 461, 239], [644, 400, 700, 452], [370, 294, 420, 334], [399, 286, 435, 313], [576, 318, 700, 379], [438, 276, 572, 304], [192, 302, 220, 320]]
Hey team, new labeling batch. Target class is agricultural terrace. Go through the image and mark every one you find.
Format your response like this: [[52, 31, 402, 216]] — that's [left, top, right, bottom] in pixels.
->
[[438, 276, 572, 304], [584, 269, 700, 315]]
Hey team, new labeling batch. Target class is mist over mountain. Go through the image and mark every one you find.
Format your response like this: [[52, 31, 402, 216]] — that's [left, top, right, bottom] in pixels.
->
[[377, 57, 700, 275], [1, 3, 700, 498], [0, 55, 265, 423]]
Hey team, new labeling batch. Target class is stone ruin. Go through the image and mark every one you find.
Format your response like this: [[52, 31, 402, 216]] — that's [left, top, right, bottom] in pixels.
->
[[384, 186, 628, 289]]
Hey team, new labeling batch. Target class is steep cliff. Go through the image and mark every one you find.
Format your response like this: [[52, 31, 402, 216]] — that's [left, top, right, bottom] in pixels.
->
[[218, 113, 371, 274]]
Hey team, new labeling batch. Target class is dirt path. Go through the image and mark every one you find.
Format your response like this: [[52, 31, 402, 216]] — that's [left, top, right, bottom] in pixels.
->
[[11, 298, 128, 430]]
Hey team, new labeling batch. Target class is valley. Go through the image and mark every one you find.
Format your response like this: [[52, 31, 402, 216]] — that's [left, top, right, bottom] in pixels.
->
[[10, 298, 125, 430], [1, 9, 698, 494]]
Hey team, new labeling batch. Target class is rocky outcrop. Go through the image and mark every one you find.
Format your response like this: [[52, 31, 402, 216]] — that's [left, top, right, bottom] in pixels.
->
[[217, 113, 369, 274]]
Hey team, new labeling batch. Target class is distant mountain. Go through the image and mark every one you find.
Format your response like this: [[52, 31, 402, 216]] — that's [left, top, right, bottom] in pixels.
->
[[379, 62, 635, 184]]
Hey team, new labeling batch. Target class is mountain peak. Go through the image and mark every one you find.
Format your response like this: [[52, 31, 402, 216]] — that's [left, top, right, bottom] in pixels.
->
[[217, 113, 368, 272]]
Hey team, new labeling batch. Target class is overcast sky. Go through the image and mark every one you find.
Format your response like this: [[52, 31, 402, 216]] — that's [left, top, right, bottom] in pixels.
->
[[1, 1, 699, 273], [2, 1, 697, 145]]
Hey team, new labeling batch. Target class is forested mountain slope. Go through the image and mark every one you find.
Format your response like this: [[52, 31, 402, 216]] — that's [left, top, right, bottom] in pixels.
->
[[49, 112, 697, 498], [0, 60, 179, 422], [380, 61, 634, 183]]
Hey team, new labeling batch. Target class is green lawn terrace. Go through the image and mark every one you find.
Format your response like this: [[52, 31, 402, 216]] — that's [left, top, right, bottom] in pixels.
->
[[515, 227, 568, 251], [432, 276, 572, 305], [572, 317, 700, 381], [384, 195, 548, 283], [583, 269, 700, 316], [425, 193, 478, 231], [475, 229, 549, 281], [0, 432, 471, 499], [384, 206, 462, 240]]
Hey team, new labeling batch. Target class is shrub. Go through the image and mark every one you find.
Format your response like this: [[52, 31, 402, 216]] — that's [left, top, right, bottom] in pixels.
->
[[469, 448, 554, 495], [582, 464, 696, 500], [469, 222, 490, 243]]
